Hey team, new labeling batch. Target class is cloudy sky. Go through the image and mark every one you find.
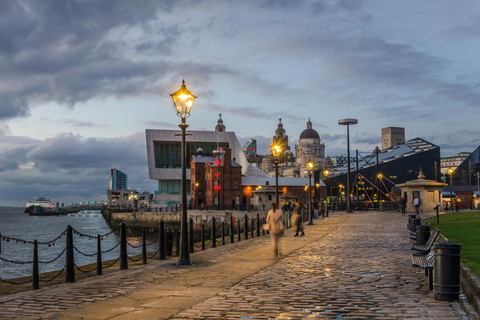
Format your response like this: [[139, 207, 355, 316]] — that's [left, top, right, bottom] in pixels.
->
[[1, 0, 480, 207]]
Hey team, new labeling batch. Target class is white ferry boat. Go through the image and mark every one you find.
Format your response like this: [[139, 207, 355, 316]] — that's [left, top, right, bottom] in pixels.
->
[[25, 195, 57, 215]]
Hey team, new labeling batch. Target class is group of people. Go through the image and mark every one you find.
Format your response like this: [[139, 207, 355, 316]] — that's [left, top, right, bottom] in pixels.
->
[[398, 195, 421, 215], [265, 201, 306, 259]]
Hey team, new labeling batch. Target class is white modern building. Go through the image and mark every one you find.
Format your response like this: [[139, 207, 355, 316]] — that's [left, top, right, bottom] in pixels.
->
[[146, 117, 250, 208]]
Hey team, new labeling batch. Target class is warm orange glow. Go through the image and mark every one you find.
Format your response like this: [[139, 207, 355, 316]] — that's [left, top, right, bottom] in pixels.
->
[[306, 161, 314, 172], [170, 80, 196, 118], [271, 144, 282, 157]]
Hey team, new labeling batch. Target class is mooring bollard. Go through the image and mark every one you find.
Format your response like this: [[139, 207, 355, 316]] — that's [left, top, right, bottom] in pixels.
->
[[201, 224, 205, 250], [142, 230, 147, 264], [435, 205, 440, 225], [159, 220, 166, 260], [256, 213, 260, 237], [66, 225, 75, 282], [230, 216, 234, 244], [212, 217, 216, 248], [238, 219, 241, 242], [262, 217, 266, 236], [434, 242, 462, 302], [251, 216, 254, 238], [175, 227, 180, 257], [96, 234, 102, 275], [222, 222, 226, 245], [32, 240, 39, 290], [189, 218, 194, 254], [244, 214, 249, 240], [119, 223, 128, 270]]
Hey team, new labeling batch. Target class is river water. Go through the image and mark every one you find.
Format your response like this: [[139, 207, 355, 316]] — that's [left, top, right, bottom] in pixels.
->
[[0, 207, 148, 280]]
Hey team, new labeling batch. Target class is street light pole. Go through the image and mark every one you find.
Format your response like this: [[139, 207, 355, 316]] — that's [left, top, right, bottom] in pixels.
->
[[339, 118, 358, 213], [170, 80, 196, 266], [307, 161, 314, 225], [271, 145, 282, 205], [448, 168, 454, 213]]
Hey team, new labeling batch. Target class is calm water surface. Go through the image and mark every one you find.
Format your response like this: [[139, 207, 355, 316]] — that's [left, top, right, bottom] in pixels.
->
[[0, 207, 146, 280]]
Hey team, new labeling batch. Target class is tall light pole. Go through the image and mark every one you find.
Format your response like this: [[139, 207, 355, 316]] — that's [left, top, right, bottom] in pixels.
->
[[307, 161, 315, 225], [338, 118, 358, 213], [170, 80, 196, 266], [323, 169, 330, 217], [271, 145, 282, 205], [448, 167, 454, 213]]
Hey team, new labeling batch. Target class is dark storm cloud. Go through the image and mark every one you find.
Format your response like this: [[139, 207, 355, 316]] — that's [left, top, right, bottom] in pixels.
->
[[0, 0, 178, 119]]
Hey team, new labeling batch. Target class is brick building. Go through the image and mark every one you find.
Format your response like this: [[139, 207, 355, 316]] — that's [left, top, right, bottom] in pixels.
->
[[190, 148, 242, 209]]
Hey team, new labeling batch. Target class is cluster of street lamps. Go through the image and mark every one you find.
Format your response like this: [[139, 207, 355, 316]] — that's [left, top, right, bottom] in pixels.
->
[[169, 79, 359, 266]]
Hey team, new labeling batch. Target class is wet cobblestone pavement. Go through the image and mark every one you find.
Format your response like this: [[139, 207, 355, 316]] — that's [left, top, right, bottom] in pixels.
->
[[0, 211, 475, 319]]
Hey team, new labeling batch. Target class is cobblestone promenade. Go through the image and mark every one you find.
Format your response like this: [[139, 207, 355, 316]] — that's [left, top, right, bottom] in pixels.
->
[[0, 211, 474, 319]]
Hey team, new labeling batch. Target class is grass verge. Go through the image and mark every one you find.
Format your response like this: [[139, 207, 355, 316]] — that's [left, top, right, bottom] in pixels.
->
[[427, 211, 480, 278]]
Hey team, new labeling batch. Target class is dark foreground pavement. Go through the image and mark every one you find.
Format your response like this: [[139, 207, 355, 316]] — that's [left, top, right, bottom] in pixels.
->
[[0, 211, 475, 319]]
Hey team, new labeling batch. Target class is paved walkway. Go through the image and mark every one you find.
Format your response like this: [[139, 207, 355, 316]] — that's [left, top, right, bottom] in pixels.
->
[[0, 211, 475, 319]]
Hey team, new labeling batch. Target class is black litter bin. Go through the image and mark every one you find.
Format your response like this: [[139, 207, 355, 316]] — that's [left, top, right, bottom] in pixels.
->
[[434, 242, 461, 302], [408, 214, 417, 229], [416, 225, 430, 245], [410, 218, 421, 233], [165, 228, 174, 256]]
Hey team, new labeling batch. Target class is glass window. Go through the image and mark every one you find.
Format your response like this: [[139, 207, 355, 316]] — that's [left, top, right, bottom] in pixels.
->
[[154, 141, 229, 169]]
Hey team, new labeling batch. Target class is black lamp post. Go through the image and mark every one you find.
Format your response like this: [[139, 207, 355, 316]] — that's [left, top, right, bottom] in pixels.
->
[[307, 161, 315, 225], [338, 118, 358, 213], [323, 169, 330, 217], [271, 145, 282, 205], [448, 168, 454, 213], [170, 80, 196, 266]]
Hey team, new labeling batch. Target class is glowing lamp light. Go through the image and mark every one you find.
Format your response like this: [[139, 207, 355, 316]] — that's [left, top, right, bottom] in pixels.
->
[[215, 159, 222, 166], [170, 80, 197, 120], [306, 161, 315, 172], [215, 172, 220, 178], [271, 144, 282, 157], [214, 185, 221, 191]]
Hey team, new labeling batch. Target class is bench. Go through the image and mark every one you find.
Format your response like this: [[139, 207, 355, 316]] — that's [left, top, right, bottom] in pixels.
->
[[411, 227, 439, 253], [411, 233, 450, 291]]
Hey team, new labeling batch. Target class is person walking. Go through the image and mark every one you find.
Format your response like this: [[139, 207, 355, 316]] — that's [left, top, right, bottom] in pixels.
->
[[399, 196, 407, 215], [412, 195, 421, 215], [266, 202, 285, 259], [293, 202, 305, 237]]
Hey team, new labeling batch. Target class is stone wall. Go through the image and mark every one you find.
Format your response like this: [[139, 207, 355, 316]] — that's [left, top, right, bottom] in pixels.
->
[[108, 210, 268, 227]]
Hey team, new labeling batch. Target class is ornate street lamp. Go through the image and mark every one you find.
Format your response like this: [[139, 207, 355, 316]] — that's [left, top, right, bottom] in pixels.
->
[[306, 160, 315, 225], [271, 144, 282, 205], [448, 167, 454, 213], [338, 118, 358, 213], [170, 80, 196, 266], [323, 169, 330, 217]]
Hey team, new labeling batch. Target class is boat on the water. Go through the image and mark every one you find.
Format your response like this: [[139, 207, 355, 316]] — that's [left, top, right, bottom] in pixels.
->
[[25, 195, 60, 215]]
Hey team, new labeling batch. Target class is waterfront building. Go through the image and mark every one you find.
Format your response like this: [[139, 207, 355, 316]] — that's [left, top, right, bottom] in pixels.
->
[[261, 119, 331, 178], [146, 116, 250, 208], [330, 155, 357, 167], [441, 152, 471, 176], [190, 148, 242, 209], [328, 137, 441, 205], [110, 167, 128, 190]]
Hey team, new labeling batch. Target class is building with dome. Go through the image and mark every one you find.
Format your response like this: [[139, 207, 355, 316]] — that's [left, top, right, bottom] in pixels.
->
[[295, 118, 329, 177], [261, 118, 331, 178]]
